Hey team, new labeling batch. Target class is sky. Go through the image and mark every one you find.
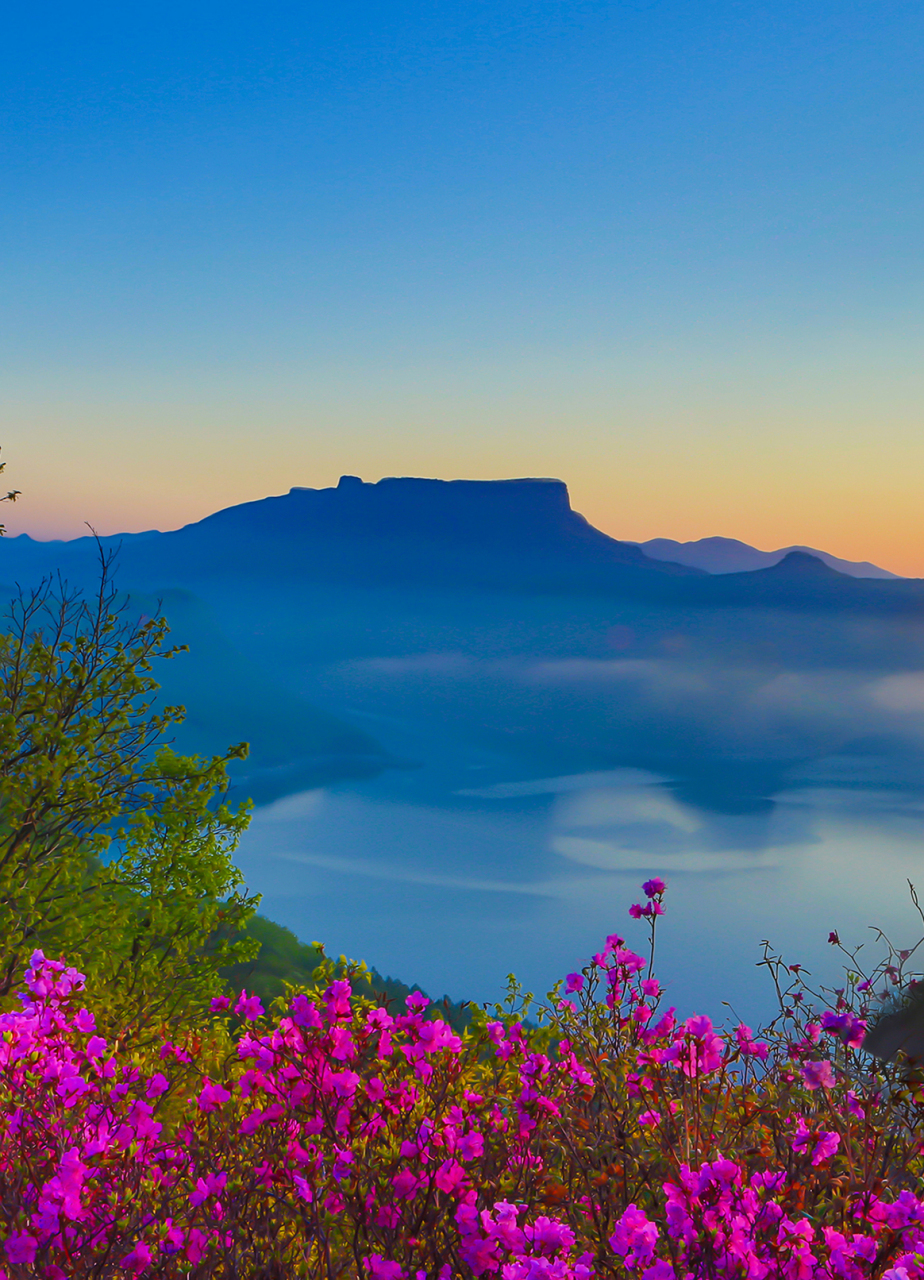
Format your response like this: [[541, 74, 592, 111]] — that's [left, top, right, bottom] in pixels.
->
[[3, 0, 924, 573]]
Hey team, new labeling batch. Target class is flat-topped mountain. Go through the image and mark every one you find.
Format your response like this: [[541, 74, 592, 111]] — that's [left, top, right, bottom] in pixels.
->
[[189, 475, 693, 569], [1, 476, 921, 616], [1, 475, 699, 596]]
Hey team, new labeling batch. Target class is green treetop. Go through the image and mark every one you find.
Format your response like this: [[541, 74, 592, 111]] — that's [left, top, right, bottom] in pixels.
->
[[0, 549, 259, 1043]]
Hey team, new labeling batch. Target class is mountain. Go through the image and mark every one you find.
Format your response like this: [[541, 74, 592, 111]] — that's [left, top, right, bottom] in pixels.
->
[[0, 476, 701, 596], [2, 477, 921, 620], [634, 535, 900, 580], [3, 474, 924, 819]]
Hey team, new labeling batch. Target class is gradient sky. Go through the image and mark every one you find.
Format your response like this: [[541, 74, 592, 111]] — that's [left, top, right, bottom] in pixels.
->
[[3, 1, 924, 572]]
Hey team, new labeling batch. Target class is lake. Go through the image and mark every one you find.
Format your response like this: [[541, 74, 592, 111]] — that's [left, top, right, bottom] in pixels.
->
[[234, 747, 924, 1030]]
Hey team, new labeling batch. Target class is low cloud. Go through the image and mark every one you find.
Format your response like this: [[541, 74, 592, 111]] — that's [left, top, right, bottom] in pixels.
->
[[340, 653, 924, 778]]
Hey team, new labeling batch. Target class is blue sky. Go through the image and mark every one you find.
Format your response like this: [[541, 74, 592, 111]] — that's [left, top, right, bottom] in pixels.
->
[[4, 1, 924, 570]]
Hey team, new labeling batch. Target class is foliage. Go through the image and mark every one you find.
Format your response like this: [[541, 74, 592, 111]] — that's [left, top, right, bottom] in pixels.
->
[[0, 552, 258, 1041], [4, 882, 924, 1277]]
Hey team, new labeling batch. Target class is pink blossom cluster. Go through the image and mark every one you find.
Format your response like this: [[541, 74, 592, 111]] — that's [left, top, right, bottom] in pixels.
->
[[455, 1199, 592, 1279], [0, 950, 586, 1277], [1, 881, 924, 1278], [607, 1161, 924, 1279]]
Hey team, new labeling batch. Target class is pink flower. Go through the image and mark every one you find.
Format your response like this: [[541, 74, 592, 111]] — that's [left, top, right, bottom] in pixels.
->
[[613, 947, 646, 974], [146, 1072, 170, 1098], [641, 1263, 675, 1279], [333, 1147, 355, 1182], [457, 1130, 484, 1160], [84, 1034, 107, 1059], [392, 1170, 420, 1200], [326, 979, 353, 1019], [330, 1025, 357, 1060], [367, 1255, 406, 1280], [735, 1023, 769, 1060], [123, 1240, 153, 1272], [4, 1231, 37, 1265], [461, 1237, 499, 1275], [610, 1203, 659, 1265], [792, 1116, 841, 1164], [565, 973, 584, 993], [434, 1159, 467, 1194], [491, 1201, 526, 1251], [189, 1171, 228, 1208], [197, 1078, 233, 1111], [210, 995, 231, 1012], [73, 1008, 96, 1033], [643, 877, 666, 897], [524, 1215, 575, 1256], [667, 1020, 725, 1078], [45, 1146, 89, 1220], [329, 1070, 361, 1098], [629, 903, 645, 919], [821, 1009, 867, 1049], [185, 1228, 208, 1265], [802, 1059, 835, 1091], [416, 1020, 462, 1054], [812, 1130, 840, 1165], [234, 991, 264, 1020], [290, 993, 322, 1028]]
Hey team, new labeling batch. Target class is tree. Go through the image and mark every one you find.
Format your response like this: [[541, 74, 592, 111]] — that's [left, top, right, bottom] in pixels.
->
[[0, 446, 21, 536], [0, 548, 259, 1042]]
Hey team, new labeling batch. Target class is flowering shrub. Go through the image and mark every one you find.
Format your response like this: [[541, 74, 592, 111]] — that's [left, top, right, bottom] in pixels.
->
[[2, 880, 924, 1277]]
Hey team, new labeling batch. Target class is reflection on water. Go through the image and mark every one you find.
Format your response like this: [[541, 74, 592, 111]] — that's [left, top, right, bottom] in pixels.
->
[[234, 765, 924, 1029]]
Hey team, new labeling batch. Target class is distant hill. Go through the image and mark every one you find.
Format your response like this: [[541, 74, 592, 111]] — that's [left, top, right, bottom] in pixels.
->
[[221, 914, 473, 1033], [634, 535, 901, 580]]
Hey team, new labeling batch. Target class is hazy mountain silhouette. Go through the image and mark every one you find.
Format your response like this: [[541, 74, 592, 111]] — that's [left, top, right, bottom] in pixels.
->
[[635, 535, 900, 580], [4, 476, 924, 816], [0, 476, 701, 595], [2, 477, 921, 617]]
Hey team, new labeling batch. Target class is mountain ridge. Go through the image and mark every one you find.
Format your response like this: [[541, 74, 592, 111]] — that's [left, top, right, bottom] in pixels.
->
[[1, 476, 921, 617], [634, 534, 900, 580]]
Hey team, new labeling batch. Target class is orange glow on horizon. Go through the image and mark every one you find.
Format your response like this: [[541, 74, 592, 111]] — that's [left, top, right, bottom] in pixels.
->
[[4, 465, 918, 580]]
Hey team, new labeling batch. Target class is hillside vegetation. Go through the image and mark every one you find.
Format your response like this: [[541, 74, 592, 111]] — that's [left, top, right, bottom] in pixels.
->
[[222, 912, 473, 1033]]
